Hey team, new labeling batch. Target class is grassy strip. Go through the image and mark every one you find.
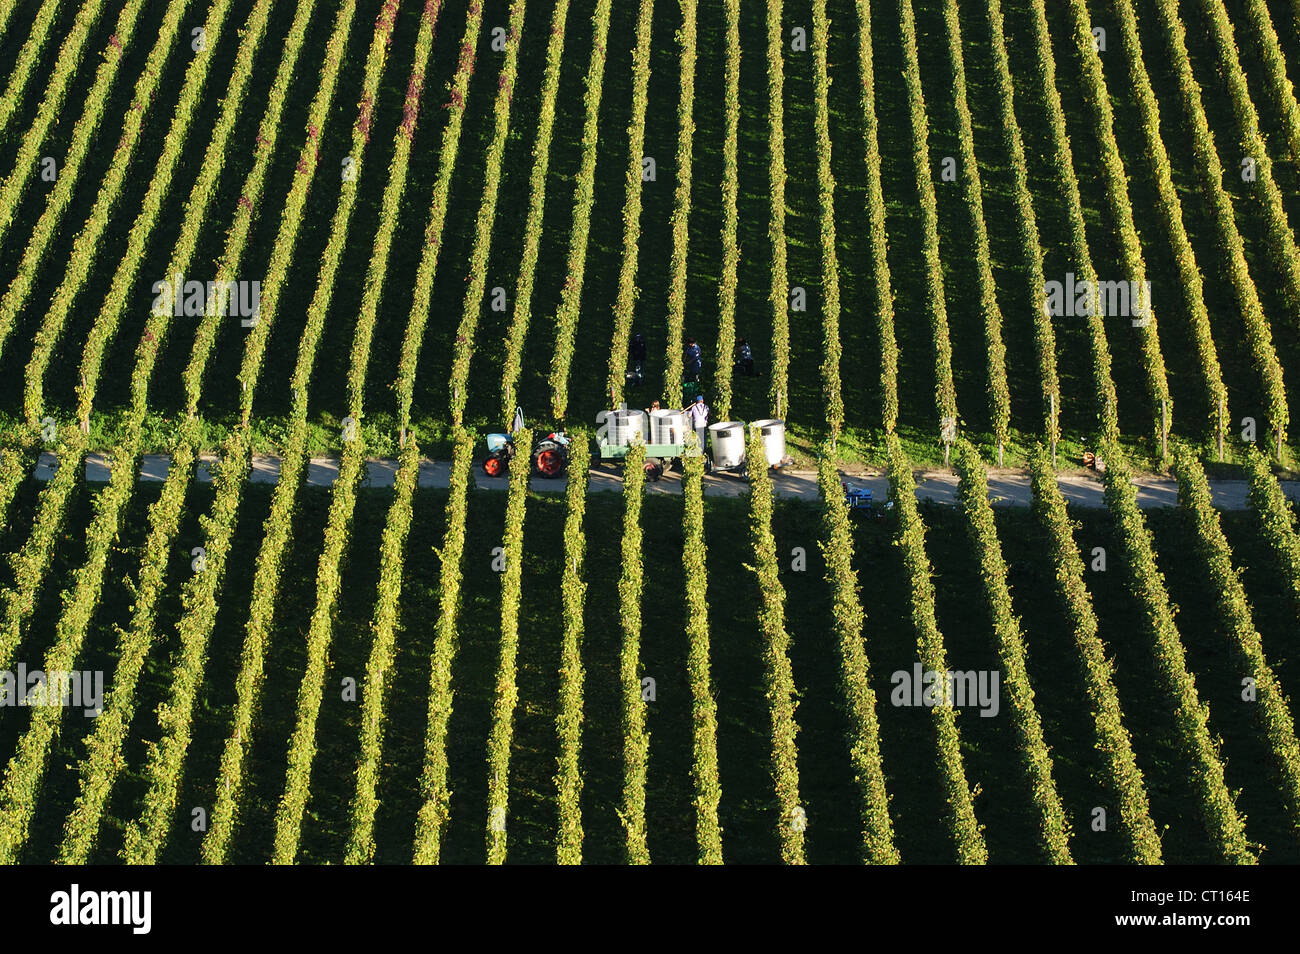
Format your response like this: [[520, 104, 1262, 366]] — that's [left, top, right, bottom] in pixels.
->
[[1026, 0, 1117, 439], [1099, 441, 1256, 863], [547, 0, 613, 419], [555, 436, 590, 863], [412, 429, 474, 862], [985, 0, 1058, 444], [1148, 0, 1286, 451], [203, 0, 403, 865], [499, 0, 570, 421], [1174, 447, 1300, 835], [1027, 447, 1161, 863], [898, 0, 957, 439], [662, 0, 697, 408], [815, 451, 898, 863], [852, 0, 898, 432], [682, 446, 723, 863], [485, 429, 533, 864], [953, 440, 1072, 862], [887, 434, 986, 862], [618, 441, 650, 863], [746, 428, 805, 863]]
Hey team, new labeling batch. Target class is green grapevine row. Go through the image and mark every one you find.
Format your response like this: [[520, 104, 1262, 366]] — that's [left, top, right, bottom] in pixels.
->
[[984, 0, 1059, 445], [746, 428, 805, 864], [444, 0, 527, 429], [1064, 0, 1171, 451], [766, 0, 789, 417], [547, 0, 613, 420], [662, 0, 697, 409], [0, 0, 65, 133], [412, 429, 475, 863], [205, 0, 402, 864], [604, 0, 654, 409], [851, 0, 898, 432], [555, 436, 590, 864], [1194, 0, 1300, 321], [1026, 0, 1117, 439], [1148, 0, 1287, 451], [942, 0, 1008, 457], [500, 0, 570, 422], [682, 447, 723, 863], [1243, 446, 1300, 613], [1173, 447, 1300, 833], [1026, 447, 1161, 863], [23, 0, 239, 423], [815, 450, 898, 863], [953, 440, 1072, 863], [273, 0, 467, 864], [486, 428, 533, 864], [0, 0, 114, 248], [619, 441, 650, 864], [712, 0, 739, 422], [886, 435, 986, 863], [1098, 441, 1255, 863], [898, 0, 957, 439], [0, 0, 184, 366], [812, 0, 842, 442]]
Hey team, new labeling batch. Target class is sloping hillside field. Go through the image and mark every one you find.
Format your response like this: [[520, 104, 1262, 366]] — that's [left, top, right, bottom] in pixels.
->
[[0, 0, 1299, 866]]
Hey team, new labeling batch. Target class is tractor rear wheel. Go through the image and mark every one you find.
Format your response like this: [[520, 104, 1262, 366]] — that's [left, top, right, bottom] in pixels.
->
[[534, 446, 566, 477], [643, 458, 663, 482]]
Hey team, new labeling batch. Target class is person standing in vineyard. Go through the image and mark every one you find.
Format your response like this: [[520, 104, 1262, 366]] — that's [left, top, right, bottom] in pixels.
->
[[684, 337, 703, 382], [735, 337, 755, 376], [685, 393, 709, 441]]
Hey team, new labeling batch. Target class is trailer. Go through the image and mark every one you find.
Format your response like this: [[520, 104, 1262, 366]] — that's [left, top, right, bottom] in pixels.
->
[[594, 439, 711, 481]]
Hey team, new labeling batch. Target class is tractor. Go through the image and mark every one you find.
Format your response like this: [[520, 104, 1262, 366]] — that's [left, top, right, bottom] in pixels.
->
[[481, 408, 571, 478]]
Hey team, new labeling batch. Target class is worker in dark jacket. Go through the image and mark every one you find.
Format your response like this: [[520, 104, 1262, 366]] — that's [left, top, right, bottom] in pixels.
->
[[735, 338, 755, 376], [684, 337, 703, 382], [627, 332, 648, 387]]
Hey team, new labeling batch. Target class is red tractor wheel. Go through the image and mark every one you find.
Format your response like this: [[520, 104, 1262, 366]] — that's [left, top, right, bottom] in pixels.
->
[[534, 447, 565, 477], [482, 452, 507, 477], [643, 458, 664, 482]]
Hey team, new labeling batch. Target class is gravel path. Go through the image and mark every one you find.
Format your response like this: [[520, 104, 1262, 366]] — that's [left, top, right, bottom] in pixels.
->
[[22, 451, 1300, 510]]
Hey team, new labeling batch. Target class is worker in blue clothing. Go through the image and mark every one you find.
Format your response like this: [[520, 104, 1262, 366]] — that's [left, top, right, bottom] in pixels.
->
[[684, 337, 703, 382], [735, 337, 755, 376]]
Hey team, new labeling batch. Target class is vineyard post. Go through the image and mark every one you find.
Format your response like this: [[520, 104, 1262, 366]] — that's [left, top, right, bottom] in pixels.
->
[[1161, 400, 1168, 462], [1050, 392, 1057, 466], [1218, 396, 1225, 462]]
